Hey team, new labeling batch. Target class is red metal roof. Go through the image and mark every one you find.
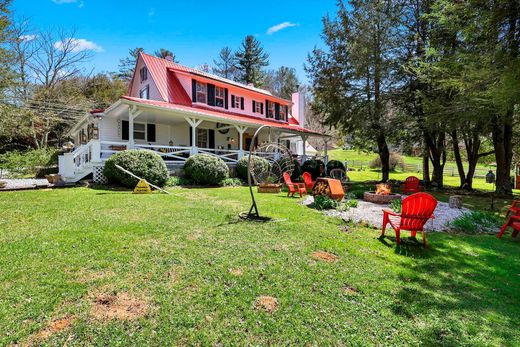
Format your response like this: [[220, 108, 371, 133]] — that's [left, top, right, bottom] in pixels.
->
[[138, 52, 291, 104], [288, 116, 300, 125], [167, 70, 192, 106], [120, 96, 323, 136]]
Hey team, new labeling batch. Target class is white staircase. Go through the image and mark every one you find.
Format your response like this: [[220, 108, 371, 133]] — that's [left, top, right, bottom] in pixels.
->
[[58, 140, 101, 183]]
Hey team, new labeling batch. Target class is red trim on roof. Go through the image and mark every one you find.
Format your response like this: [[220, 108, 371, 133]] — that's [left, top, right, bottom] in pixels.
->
[[120, 96, 322, 135], [167, 70, 192, 106], [90, 109, 104, 114], [288, 116, 299, 125]]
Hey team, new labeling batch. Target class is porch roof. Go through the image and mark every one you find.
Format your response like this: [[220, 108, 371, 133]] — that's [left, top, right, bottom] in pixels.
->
[[118, 96, 327, 137]]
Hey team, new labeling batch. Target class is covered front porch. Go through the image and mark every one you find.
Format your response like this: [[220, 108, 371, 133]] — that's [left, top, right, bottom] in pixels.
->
[[60, 99, 329, 182]]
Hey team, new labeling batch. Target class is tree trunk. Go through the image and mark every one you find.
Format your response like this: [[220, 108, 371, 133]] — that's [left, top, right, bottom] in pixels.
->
[[376, 131, 390, 182], [425, 131, 446, 188], [422, 144, 430, 187], [451, 130, 466, 188], [492, 115, 513, 196]]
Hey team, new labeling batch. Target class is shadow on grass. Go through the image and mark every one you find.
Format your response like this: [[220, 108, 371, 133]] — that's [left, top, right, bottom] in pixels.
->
[[389, 235, 520, 345]]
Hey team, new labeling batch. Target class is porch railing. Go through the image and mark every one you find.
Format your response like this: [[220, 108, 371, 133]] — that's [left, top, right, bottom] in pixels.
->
[[135, 144, 191, 163]]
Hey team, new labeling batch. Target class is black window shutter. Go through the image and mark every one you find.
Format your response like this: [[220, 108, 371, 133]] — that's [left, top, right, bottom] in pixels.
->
[[224, 89, 229, 109], [231, 95, 235, 108], [275, 103, 280, 120], [285, 105, 289, 121], [191, 80, 196, 102], [207, 83, 215, 106], [240, 97, 244, 110], [189, 126, 193, 146], [147, 123, 156, 142], [122, 120, 129, 140], [265, 100, 269, 117], [252, 100, 256, 113], [209, 129, 215, 149], [260, 102, 263, 114]]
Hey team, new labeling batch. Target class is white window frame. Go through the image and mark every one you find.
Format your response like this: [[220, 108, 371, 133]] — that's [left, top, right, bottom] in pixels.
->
[[196, 128, 208, 148], [133, 123, 146, 140], [279, 105, 287, 121], [254, 101, 262, 114], [215, 86, 225, 108], [196, 82, 207, 103], [267, 102, 275, 118], [233, 95, 241, 109], [139, 85, 149, 99]]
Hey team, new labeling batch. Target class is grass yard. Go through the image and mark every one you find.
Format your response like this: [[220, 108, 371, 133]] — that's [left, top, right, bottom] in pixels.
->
[[1, 187, 519, 345]]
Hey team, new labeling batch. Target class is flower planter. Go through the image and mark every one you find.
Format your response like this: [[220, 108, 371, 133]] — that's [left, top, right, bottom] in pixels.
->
[[258, 183, 282, 193]]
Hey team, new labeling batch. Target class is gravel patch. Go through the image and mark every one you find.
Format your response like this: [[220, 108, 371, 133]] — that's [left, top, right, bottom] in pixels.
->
[[302, 195, 469, 232], [0, 178, 51, 191]]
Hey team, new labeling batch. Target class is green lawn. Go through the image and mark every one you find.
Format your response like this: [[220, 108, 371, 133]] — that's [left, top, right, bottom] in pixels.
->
[[1, 187, 519, 345]]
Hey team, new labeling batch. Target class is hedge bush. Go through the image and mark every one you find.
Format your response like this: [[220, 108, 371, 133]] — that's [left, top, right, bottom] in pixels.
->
[[301, 159, 325, 180], [184, 154, 229, 185], [103, 150, 169, 188], [236, 155, 269, 182], [0, 148, 59, 178], [326, 160, 345, 173]]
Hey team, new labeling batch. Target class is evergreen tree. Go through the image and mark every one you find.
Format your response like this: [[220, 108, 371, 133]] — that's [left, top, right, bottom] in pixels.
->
[[234, 35, 269, 86], [154, 48, 178, 62], [117, 47, 143, 81], [264, 66, 299, 100], [212, 46, 236, 80], [307, 0, 404, 182]]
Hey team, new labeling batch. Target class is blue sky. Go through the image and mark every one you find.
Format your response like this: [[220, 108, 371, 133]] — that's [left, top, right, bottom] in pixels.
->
[[12, 0, 338, 83]]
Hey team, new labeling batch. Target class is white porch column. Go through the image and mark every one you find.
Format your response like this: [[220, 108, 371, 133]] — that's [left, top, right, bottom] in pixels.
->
[[273, 131, 281, 160], [91, 140, 101, 162], [128, 106, 142, 149], [324, 139, 329, 166], [301, 135, 308, 162], [184, 117, 203, 155], [234, 125, 248, 158]]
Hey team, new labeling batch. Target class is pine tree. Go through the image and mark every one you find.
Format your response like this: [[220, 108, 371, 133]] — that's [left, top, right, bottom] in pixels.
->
[[234, 35, 269, 86], [154, 48, 178, 62], [117, 47, 143, 81], [264, 66, 299, 100], [212, 46, 236, 80]]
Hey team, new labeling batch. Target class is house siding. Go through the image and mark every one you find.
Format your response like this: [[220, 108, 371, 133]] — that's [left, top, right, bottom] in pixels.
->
[[130, 58, 163, 101]]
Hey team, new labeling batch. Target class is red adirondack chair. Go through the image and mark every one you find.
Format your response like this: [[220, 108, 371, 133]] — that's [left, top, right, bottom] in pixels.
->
[[302, 172, 315, 191], [505, 200, 520, 218], [402, 176, 423, 194], [283, 172, 307, 198], [381, 193, 438, 246], [498, 211, 520, 239]]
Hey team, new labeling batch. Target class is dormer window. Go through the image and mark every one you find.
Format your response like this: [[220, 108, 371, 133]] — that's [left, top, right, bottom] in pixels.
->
[[280, 105, 287, 121], [253, 100, 263, 114], [267, 101, 275, 118], [139, 85, 149, 99], [140, 67, 148, 82], [196, 82, 207, 103], [215, 86, 225, 107], [231, 95, 244, 110]]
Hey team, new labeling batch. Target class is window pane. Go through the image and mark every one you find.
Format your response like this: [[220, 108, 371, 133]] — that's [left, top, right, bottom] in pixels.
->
[[134, 123, 145, 131]]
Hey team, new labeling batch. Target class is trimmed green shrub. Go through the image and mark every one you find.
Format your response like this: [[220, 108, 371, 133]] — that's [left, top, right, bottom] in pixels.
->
[[184, 154, 229, 185], [166, 176, 193, 187], [103, 149, 169, 188], [220, 177, 243, 187], [326, 160, 345, 173], [236, 155, 269, 182], [301, 159, 325, 180]]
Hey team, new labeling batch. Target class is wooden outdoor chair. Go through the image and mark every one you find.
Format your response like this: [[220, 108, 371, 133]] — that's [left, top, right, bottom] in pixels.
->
[[402, 176, 423, 194], [381, 192, 438, 246], [283, 172, 307, 198], [505, 200, 520, 218], [498, 211, 520, 239], [302, 172, 315, 191]]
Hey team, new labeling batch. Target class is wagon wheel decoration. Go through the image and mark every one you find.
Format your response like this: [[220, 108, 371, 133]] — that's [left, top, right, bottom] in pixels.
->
[[240, 125, 294, 221]]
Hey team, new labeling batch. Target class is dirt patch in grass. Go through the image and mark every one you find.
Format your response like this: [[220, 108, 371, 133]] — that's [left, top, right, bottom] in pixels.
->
[[311, 251, 340, 262], [90, 292, 149, 321], [187, 230, 203, 241], [342, 284, 358, 295], [254, 296, 279, 313], [28, 315, 74, 344], [228, 268, 243, 276]]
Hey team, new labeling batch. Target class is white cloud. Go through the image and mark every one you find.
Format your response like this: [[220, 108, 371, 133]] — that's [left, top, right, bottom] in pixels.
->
[[51, 0, 77, 3], [54, 38, 103, 53], [266, 22, 298, 35], [20, 34, 37, 41]]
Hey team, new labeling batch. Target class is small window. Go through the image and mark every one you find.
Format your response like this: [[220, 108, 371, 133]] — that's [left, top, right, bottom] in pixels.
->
[[267, 102, 275, 118], [254, 101, 262, 114], [196, 82, 207, 103], [140, 67, 148, 82], [279, 105, 287, 121], [139, 85, 149, 99], [196, 128, 208, 148], [215, 86, 225, 108], [134, 123, 146, 140], [233, 95, 241, 109]]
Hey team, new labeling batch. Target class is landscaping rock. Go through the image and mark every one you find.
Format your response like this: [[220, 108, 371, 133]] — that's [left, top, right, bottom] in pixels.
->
[[449, 195, 463, 209]]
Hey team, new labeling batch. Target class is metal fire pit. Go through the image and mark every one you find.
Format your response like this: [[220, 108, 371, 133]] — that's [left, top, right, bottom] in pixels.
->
[[363, 191, 401, 204]]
